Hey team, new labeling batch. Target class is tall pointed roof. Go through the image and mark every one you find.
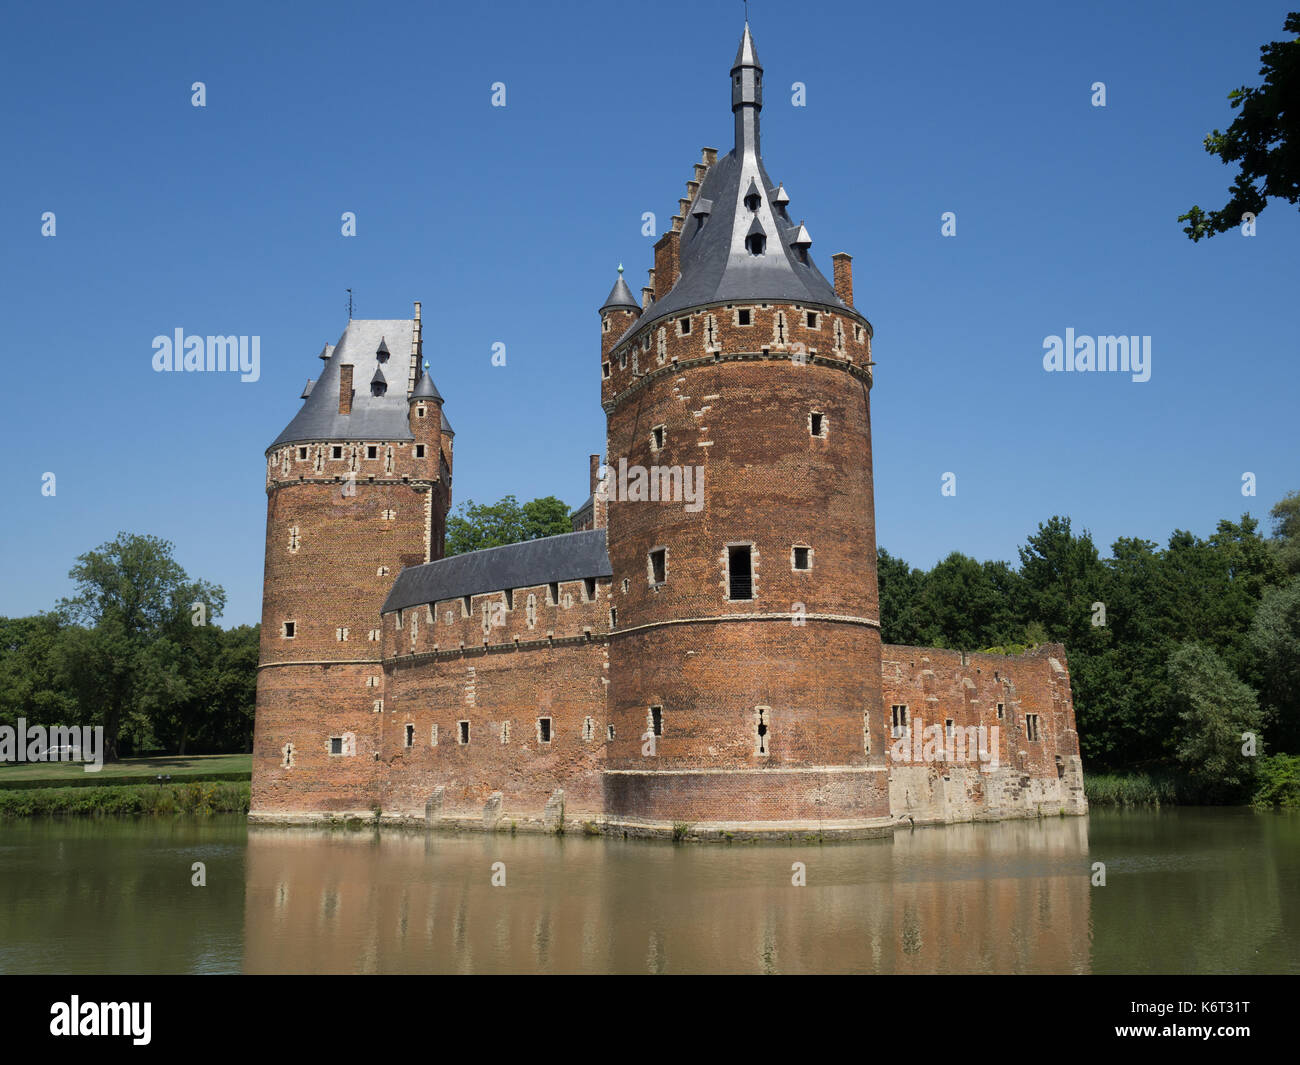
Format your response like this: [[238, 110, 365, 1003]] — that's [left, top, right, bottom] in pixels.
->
[[618, 24, 848, 340], [411, 360, 443, 402], [600, 265, 640, 313]]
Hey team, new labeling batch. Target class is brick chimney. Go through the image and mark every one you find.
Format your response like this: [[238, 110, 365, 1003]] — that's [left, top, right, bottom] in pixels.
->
[[654, 233, 680, 297], [339, 364, 353, 414], [831, 253, 854, 307]]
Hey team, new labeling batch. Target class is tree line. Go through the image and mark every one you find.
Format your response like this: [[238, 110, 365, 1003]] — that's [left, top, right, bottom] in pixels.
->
[[0, 534, 257, 760], [880, 491, 1300, 799]]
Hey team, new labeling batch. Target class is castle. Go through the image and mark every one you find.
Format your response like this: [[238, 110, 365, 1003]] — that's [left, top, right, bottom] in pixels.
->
[[251, 25, 1086, 839]]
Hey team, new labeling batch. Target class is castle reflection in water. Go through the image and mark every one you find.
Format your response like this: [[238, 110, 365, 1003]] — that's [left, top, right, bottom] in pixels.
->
[[243, 818, 1092, 974]]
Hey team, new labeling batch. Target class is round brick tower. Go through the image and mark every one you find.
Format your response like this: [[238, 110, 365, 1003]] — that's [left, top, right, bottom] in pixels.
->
[[600, 24, 890, 831], [252, 306, 453, 819]]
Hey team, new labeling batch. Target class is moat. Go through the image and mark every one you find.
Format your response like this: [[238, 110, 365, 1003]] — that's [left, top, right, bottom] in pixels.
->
[[1, 808, 1296, 974]]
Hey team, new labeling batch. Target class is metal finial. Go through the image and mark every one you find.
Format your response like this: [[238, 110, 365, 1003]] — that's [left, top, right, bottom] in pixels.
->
[[617, 263, 624, 274], [423, 360, 429, 373], [346, 288, 353, 320]]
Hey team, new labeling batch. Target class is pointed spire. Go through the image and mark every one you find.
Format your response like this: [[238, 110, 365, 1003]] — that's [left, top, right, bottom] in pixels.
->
[[791, 220, 812, 248], [318, 343, 332, 361], [733, 21, 761, 70], [731, 22, 763, 154], [411, 359, 443, 402], [371, 366, 387, 385], [375, 336, 390, 361], [773, 183, 790, 208], [600, 263, 640, 313]]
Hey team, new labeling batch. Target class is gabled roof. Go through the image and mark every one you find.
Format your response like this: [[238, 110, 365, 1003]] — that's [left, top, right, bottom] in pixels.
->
[[382, 530, 612, 614]]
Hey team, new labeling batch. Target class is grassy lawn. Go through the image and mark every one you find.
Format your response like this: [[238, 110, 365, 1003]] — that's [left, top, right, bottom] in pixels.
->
[[0, 753, 251, 788]]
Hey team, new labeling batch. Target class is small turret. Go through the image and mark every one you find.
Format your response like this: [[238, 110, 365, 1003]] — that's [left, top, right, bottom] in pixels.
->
[[599, 264, 641, 357]]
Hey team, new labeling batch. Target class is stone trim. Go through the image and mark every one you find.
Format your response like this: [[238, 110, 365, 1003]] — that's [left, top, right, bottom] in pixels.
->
[[603, 348, 875, 412], [610, 612, 880, 636]]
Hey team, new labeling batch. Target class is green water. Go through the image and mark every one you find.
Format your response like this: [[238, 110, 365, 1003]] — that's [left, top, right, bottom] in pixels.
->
[[0, 808, 1296, 974]]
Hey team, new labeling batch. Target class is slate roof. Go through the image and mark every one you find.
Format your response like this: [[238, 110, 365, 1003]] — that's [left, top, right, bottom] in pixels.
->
[[615, 24, 849, 341], [382, 530, 612, 614], [269, 318, 449, 450]]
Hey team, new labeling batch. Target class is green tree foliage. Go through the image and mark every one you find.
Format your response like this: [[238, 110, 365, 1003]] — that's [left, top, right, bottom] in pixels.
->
[[1249, 578, 1300, 752], [879, 494, 1298, 779], [1168, 642, 1263, 801], [444, 494, 574, 556], [52, 533, 225, 760], [1269, 490, 1300, 575], [1179, 12, 1300, 240]]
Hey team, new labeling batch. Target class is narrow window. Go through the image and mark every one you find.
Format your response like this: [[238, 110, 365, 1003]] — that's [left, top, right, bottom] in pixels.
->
[[376, 566, 389, 576], [582, 717, 594, 742], [331, 446, 343, 460], [288, 526, 300, 552], [367, 445, 378, 460], [283, 620, 296, 638], [298, 447, 308, 460], [1026, 714, 1040, 741], [458, 721, 470, 745], [430, 724, 438, 746], [792, 546, 811, 571], [583, 577, 597, 601], [727, 545, 753, 601], [745, 233, 765, 255], [503, 589, 513, 610], [755, 706, 770, 756], [810, 412, 824, 437], [526, 593, 537, 627], [336, 627, 349, 642], [649, 705, 663, 737], [863, 711, 871, 753], [806, 311, 819, 329], [501, 721, 511, 744], [997, 702, 1005, 720], [607, 725, 616, 741], [282, 742, 294, 768], [678, 317, 691, 336], [330, 736, 343, 755], [945, 718, 955, 740], [649, 548, 667, 585], [651, 425, 665, 450], [603, 362, 611, 379], [602, 317, 610, 332], [609, 606, 618, 628], [891, 704, 909, 739], [404, 724, 415, 748], [538, 717, 552, 743], [417, 404, 426, 418], [415, 444, 426, 458], [744, 191, 761, 212], [737, 308, 751, 326], [462, 594, 471, 617], [549, 581, 559, 605]]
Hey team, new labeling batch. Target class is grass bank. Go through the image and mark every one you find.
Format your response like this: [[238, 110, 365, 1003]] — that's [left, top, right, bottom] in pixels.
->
[[1085, 755, 1300, 808], [0, 753, 251, 791], [0, 780, 250, 819]]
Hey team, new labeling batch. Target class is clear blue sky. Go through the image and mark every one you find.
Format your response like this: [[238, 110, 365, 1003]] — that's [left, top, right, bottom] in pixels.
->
[[2, 0, 1297, 627]]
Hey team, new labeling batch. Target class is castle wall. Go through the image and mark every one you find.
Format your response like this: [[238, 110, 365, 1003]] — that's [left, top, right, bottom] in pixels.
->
[[375, 577, 611, 825], [881, 643, 1087, 824]]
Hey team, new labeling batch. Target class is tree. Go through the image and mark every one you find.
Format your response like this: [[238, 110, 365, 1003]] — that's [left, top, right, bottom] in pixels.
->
[[0, 614, 77, 729], [445, 495, 574, 556], [55, 533, 224, 760], [1269, 490, 1300, 575], [1249, 578, 1300, 752], [1179, 12, 1300, 240], [877, 548, 924, 645], [1168, 642, 1263, 800]]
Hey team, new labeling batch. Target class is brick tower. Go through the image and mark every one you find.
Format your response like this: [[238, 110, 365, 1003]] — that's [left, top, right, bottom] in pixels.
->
[[600, 24, 890, 828], [252, 304, 453, 816]]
